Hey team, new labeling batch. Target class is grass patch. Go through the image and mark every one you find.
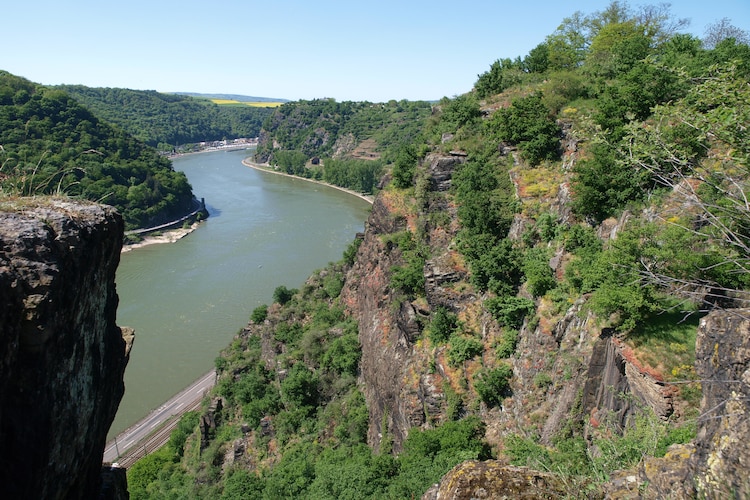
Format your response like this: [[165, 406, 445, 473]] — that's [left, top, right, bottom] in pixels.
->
[[627, 311, 699, 382]]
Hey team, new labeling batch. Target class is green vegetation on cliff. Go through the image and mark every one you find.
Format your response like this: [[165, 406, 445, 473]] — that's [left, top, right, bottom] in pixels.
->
[[0, 72, 195, 229]]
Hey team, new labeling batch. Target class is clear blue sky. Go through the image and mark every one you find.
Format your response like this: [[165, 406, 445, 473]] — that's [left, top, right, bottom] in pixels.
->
[[4, 0, 748, 102]]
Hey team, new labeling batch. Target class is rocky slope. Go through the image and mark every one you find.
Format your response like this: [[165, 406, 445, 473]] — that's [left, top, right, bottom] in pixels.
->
[[340, 147, 739, 497], [0, 198, 133, 499]]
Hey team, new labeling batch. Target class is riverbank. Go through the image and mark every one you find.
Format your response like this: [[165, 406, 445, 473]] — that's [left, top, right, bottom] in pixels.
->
[[242, 159, 375, 205], [121, 222, 202, 253]]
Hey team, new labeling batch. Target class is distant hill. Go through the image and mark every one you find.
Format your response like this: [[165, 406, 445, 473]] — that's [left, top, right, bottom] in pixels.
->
[[59, 86, 274, 147], [173, 92, 289, 103]]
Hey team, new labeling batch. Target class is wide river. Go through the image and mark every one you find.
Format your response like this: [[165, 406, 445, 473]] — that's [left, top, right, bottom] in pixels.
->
[[109, 149, 371, 438]]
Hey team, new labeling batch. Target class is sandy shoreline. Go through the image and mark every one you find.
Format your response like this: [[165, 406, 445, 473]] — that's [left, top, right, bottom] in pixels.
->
[[121, 222, 201, 253], [241, 159, 375, 205]]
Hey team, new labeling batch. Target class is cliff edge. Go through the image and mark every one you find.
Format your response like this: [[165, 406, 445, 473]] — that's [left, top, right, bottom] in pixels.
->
[[0, 198, 133, 499]]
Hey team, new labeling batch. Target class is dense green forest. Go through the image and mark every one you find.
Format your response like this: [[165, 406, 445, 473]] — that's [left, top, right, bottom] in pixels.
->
[[0, 72, 195, 229], [123, 2, 750, 497], [58, 86, 273, 150], [252, 99, 431, 194]]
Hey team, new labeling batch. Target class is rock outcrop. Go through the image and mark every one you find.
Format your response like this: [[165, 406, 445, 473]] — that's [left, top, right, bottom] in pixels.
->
[[341, 195, 422, 451], [690, 309, 750, 497], [422, 461, 570, 500], [341, 145, 749, 497], [0, 198, 133, 499]]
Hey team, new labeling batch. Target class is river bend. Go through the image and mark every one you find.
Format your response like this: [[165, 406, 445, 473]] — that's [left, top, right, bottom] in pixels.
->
[[110, 149, 371, 438]]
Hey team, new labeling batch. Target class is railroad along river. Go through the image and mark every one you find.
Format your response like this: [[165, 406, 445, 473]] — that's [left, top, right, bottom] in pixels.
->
[[110, 149, 371, 438]]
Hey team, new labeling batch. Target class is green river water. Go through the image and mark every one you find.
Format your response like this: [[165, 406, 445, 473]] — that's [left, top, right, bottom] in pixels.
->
[[110, 149, 371, 438]]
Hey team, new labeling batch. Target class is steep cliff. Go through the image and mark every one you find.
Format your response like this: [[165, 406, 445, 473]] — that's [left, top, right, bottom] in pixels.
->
[[0, 198, 133, 499], [341, 153, 471, 452], [341, 148, 698, 496]]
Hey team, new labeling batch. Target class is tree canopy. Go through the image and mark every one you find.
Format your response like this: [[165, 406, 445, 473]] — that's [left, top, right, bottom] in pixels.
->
[[0, 72, 194, 229]]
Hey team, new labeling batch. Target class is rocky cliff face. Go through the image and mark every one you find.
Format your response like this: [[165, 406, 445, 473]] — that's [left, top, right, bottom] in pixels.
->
[[341, 194, 420, 451], [340, 153, 473, 452], [342, 150, 742, 497], [0, 198, 133, 499]]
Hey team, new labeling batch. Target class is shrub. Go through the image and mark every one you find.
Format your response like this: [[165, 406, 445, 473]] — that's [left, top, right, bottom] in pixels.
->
[[533, 372, 553, 389], [273, 285, 297, 305], [474, 363, 513, 407], [460, 235, 523, 296], [495, 329, 518, 358], [523, 246, 556, 297], [447, 334, 483, 367], [429, 307, 459, 344], [168, 411, 200, 457], [322, 272, 344, 299], [274, 322, 303, 344], [281, 363, 320, 410], [485, 93, 560, 165], [390, 254, 426, 297], [392, 144, 418, 189], [321, 333, 361, 376], [475, 58, 526, 98], [485, 296, 535, 329], [343, 238, 362, 265], [250, 304, 268, 323]]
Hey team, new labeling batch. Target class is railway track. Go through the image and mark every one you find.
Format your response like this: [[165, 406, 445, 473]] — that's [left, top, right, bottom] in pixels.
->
[[113, 397, 203, 469]]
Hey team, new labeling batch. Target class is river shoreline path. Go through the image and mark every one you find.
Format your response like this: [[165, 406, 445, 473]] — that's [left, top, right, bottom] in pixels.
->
[[241, 159, 375, 205]]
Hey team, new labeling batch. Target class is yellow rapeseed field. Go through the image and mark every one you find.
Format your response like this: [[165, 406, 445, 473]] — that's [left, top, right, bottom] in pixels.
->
[[210, 99, 284, 108]]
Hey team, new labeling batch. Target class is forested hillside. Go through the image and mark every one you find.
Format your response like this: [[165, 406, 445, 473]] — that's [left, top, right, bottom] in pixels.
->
[[127, 3, 750, 498], [59, 86, 273, 150], [251, 99, 431, 194], [0, 72, 195, 229]]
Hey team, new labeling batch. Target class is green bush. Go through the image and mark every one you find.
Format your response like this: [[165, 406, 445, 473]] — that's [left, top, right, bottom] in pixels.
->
[[221, 469, 265, 499], [475, 58, 526, 98], [273, 285, 297, 305], [168, 411, 199, 457], [474, 363, 513, 407], [571, 142, 649, 222], [485, 93, 560, 165], [390, 254, 426, 297], [523, 246, 556, 297], [429, 307, 459, 344], [447, 334, 483, 367], [533, 372, 553, 389], [495, 329, 519, 358], [343, 238, 363, 265], [126, 446, 174, 499], [322, 272, 344, 299], [321, 332, 361, 376], [485, 296, 535, 330], [274, 322, 303, 344], [250, 304, 268, 323], [281, 363, 320, 410], [438, 93, 482, 132], [460, 236, 523, 296], [392, 143, 418, 189]]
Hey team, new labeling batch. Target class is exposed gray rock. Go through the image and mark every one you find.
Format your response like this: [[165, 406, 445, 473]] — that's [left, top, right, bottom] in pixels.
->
[[0, 198, 132, 499]]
